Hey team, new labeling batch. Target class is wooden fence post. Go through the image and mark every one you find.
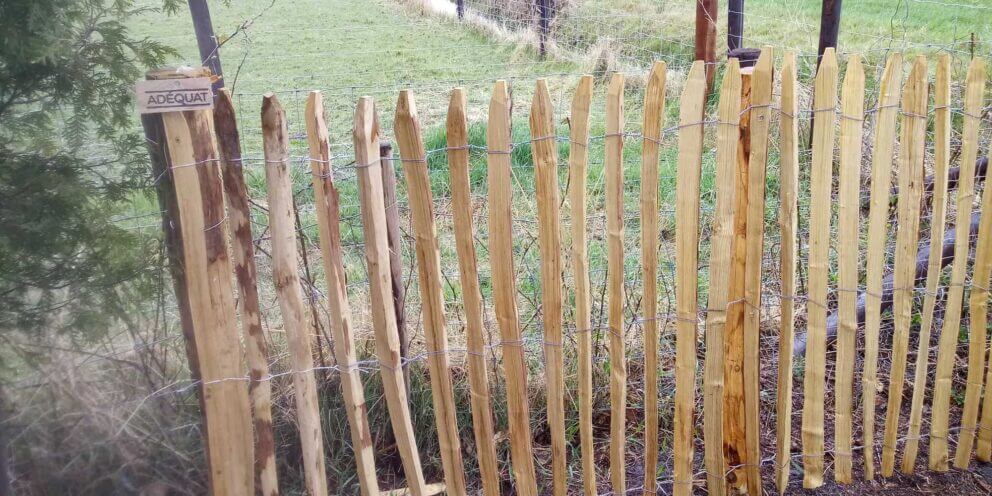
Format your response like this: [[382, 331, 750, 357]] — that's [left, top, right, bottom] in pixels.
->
[[674, 61, 706, 496], [695, 0, 718, 93], [379, 141, 410, 387], [723, 59, 751, 495], [261, 94, 328, 496], [148, 67, 254, 495], [353, 96, 429, 495], [568, 75, 597, 496], [972, 130, 992, 463], [703, 59, 742, 496], [774, 52, 799, 494], [741, 47, 772, 495], [640, 61, 667, 496], [529, 79, 568, 496], [537, 0, 550, 58], [394, 90, 467, 495], [213, 89, 279, 495], [487, 80, 539, 496], [604, 73, 627, 496], [860, 53, 903, 480], [802, 47, 837, 489], [446, 88, 501, 496], [305, 91, 380, 496], [880, 57, 927, 477], [949, 57, 988, 469], [833, 55, 864, 484], [902, 54, 951, 473]]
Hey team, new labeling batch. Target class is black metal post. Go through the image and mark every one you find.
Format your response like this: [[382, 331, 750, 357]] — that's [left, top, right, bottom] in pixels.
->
[[187, 0, 224, 93], [728, 0, 744, 52]]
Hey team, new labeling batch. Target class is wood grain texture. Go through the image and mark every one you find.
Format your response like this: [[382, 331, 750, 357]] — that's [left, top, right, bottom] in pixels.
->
[[881, 56, 928, 477], [262, 94, 328, 496], [379, 141, 409, 385], [446, 88, 501, 496], [802, 48, 837, 489], [673, 60, 706, 496], [486, 81, 539, 496], [352, 96, 428, 495], [741, 47, 773, 495], [162, 108, 255, 496], [774, 51, 799, 494], [723, 64, 750, 494], [703, 58, 742, 496], [213, 89, 279, 496], [972, 112, 992, 462], [528, 79, 568, 496], [394, 90, 467, 495], [860, 53, 903, 480], [305, 91, 379, 496], [640, 61, 666, 496], [568, 75, 596, 496], [833, 55, 864, 484], [950, 57, 988, 470], [604, 72, 627, 496], [902, 54, 950, 474]]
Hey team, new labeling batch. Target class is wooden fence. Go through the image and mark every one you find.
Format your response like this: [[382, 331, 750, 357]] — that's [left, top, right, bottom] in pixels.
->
[[146, 49, 992, 495]]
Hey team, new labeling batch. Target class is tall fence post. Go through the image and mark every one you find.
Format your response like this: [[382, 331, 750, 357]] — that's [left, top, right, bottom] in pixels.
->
[[379, 141, 409, 387], [186, 0, 224, 93], [816, 0, 843, 66], [456, 0, 464, 19], [728, 0, 744, 51], [695, 0, 718, 93], [141, 66, 254, 495], [538, 0, 550, 58]]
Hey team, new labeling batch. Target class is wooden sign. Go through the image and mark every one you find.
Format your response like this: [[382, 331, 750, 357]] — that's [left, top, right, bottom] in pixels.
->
[[136, 77, 213, 114]]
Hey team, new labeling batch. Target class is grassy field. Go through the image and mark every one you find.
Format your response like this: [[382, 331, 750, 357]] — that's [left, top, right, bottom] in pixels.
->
[[112, 1, 992, 494]]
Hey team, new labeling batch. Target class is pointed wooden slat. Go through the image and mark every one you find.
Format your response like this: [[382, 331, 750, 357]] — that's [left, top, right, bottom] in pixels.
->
[[901, 54, 951, 474], [860, 53, 903, 480], [162, 107, 255, 496], [214, 89, 279, 496], [673, 61, 707, 496], [703, 58, 742, 496], [640, 61, 667, 496], [486, 80, 539, 496], [446, 88, 501, 496], [742, 47, 772, 495], [881, 55, 928, 477], [774, 51, 799, 494], [568, 74, 597, 496], [950, 57, 989, 469], [802, 47, 837, 489], [394, 90, 467, 495], [305, 91, 379, 496], [972, 118, 992, 463], [528, 79, 568, 496], [604, 72, 627, 496], [833, 55, 864, 484], [262, 94, 328, 496], [353, 96, 428, 495]]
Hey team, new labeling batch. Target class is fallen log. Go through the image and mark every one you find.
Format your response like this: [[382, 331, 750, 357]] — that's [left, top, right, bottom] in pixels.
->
[[861, 157, 987, 213], [793, 211, 981, 356]]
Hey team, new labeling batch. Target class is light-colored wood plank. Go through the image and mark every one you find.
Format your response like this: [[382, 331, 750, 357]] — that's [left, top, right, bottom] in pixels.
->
[[604, 72, 627, 496], [674, 61, 707, 496], [775, 51, 799, 494], [213, 89, 279, 496], [703, 58, 742, 496], [902, 54, 951, 474], [352, 96, 428, 495], [262, 94, 328, 496], [861, 53, 903, 480], [833, 55, 865, 484], [446, 88, 501, 496], [640, 60, 667, 496], [742, 47, 773, 496], [528, 79, 568, 496], [802, 47, 838, 489], [305, 91, 379, 496], [973, 129, 992, 463], [162, 108, 255, 496], [394, 90, 467, 495], [880, 56, 928, 477], [723, 63, 750, 494], [568, 74, 596, 496], [486, 80, 539, 496], [950, 57, 989, 470]]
